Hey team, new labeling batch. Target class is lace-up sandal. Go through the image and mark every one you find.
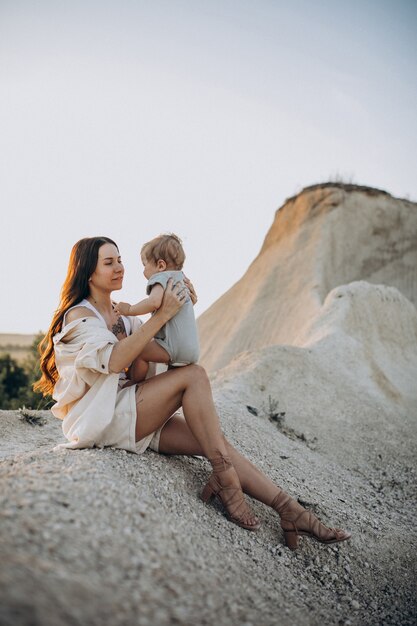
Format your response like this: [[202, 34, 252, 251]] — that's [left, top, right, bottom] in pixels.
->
[[271, 491, 351, 550], [201, 454, 261, 531]]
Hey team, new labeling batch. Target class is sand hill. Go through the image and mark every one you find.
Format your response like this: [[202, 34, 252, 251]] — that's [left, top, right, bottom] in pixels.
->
[[198, 183, 417, 373], [1, 184, 416, 625], [200, 182, 417, 505]]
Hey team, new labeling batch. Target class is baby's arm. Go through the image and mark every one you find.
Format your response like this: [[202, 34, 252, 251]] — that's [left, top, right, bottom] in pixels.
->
[[116, 284, 164, 316]]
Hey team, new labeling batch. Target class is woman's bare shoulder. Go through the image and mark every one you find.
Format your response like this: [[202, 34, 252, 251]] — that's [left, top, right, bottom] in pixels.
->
[[65, 307, 98, 324]]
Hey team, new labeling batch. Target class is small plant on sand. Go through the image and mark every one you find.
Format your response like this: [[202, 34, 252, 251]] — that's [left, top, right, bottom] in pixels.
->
[[262, 395, 286, 427], [17, 407, 47, 426]]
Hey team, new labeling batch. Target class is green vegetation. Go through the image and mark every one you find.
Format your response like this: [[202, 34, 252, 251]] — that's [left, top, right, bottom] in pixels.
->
[[262, 394, 286, 427], [0, 333, 52, 410]]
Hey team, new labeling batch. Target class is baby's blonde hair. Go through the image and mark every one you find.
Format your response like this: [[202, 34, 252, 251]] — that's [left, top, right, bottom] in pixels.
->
[[141, 233, 185, 270]]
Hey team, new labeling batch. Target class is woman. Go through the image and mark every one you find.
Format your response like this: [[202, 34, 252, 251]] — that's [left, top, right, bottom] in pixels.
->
[[35, 236, 351, 549]]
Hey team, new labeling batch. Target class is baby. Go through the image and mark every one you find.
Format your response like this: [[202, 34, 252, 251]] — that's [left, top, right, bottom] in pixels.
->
[[116, 233, 200, 380]]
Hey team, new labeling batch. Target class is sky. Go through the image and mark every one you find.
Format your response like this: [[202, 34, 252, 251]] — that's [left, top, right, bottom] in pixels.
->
[[1, 0, 416, 334]]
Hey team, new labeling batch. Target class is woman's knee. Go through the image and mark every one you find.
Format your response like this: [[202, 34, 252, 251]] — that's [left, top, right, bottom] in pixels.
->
[[185, 363, 210, 385]]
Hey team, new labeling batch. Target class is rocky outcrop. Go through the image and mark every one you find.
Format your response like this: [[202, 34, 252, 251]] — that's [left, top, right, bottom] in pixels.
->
[[198, 184, 417, 373]]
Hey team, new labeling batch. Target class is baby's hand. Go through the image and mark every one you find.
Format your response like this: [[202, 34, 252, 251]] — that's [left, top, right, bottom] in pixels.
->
[[114, 302, 131, 316]]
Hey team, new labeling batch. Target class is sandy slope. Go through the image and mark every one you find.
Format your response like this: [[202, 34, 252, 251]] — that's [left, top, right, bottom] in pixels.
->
[[0, 402, 416, 626], [210, 281, 417, 469]]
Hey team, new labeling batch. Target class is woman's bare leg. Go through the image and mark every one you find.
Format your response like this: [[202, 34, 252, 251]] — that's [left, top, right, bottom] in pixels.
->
[[135, 366, 225, 458], [137, 339, 170, 364], [135, 365, 260, 528], [158, 414, 351, 546], [158, 414, 279, 505]]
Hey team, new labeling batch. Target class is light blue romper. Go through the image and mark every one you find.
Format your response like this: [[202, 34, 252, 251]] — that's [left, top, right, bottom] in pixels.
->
[[147, 270, 200, 365]]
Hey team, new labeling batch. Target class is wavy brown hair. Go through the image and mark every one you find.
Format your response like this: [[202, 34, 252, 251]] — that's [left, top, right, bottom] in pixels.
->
[[34, 236, 119, 396]]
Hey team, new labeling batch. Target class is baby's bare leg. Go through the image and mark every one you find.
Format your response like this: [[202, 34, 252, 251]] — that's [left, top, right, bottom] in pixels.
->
[[128, 340, 170, 383], [139, 340, 170, 363]]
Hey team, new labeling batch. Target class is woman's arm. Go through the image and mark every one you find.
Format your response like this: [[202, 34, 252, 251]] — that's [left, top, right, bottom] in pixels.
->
[[109, 279, 183, 373]]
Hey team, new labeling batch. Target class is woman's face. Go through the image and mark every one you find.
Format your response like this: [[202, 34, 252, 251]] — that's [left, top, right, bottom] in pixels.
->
[[89, 243, 124, 292]]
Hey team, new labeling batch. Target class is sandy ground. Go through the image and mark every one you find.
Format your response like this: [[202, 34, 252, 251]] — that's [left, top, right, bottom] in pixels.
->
[[0, 391, 416, 626]]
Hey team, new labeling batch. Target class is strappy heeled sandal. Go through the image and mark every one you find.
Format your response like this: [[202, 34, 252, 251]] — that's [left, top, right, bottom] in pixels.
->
[[201, 454, 261, 531], [271, 491, 351, 550]]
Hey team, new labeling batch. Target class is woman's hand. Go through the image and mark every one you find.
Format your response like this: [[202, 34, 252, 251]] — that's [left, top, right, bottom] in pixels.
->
[[158, 278, 186, 322], [183, 276, 198, 305]]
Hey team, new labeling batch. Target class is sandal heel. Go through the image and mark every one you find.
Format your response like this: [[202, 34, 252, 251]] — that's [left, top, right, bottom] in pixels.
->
[[202, 454, 261, 531], [272, 492, 351, 550], [283, 530, 300, 551]]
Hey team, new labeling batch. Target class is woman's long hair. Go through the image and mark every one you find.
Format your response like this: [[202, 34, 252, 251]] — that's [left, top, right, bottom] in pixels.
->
[[34, 236, 118, 396]]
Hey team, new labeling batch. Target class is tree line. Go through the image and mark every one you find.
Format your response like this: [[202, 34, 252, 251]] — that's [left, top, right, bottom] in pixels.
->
[[0, 334, 52, 410]]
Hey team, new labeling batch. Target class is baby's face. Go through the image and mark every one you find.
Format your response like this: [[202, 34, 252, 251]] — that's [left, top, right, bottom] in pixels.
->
[[142, 255, 159, 280]]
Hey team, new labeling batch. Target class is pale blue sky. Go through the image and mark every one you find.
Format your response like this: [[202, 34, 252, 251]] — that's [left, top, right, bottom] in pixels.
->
[[1, 0, 416, 333]]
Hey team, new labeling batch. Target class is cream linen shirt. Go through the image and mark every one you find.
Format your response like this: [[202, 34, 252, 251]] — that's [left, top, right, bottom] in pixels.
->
[[52, 315, 144, 452]]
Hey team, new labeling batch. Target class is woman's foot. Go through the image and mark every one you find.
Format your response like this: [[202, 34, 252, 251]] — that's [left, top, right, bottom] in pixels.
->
[[271, 491, 351, 550], [202, 454, 261, 531]]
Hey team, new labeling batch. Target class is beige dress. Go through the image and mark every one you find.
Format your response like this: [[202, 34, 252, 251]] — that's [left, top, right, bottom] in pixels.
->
[[52, 303, 164, 454]]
